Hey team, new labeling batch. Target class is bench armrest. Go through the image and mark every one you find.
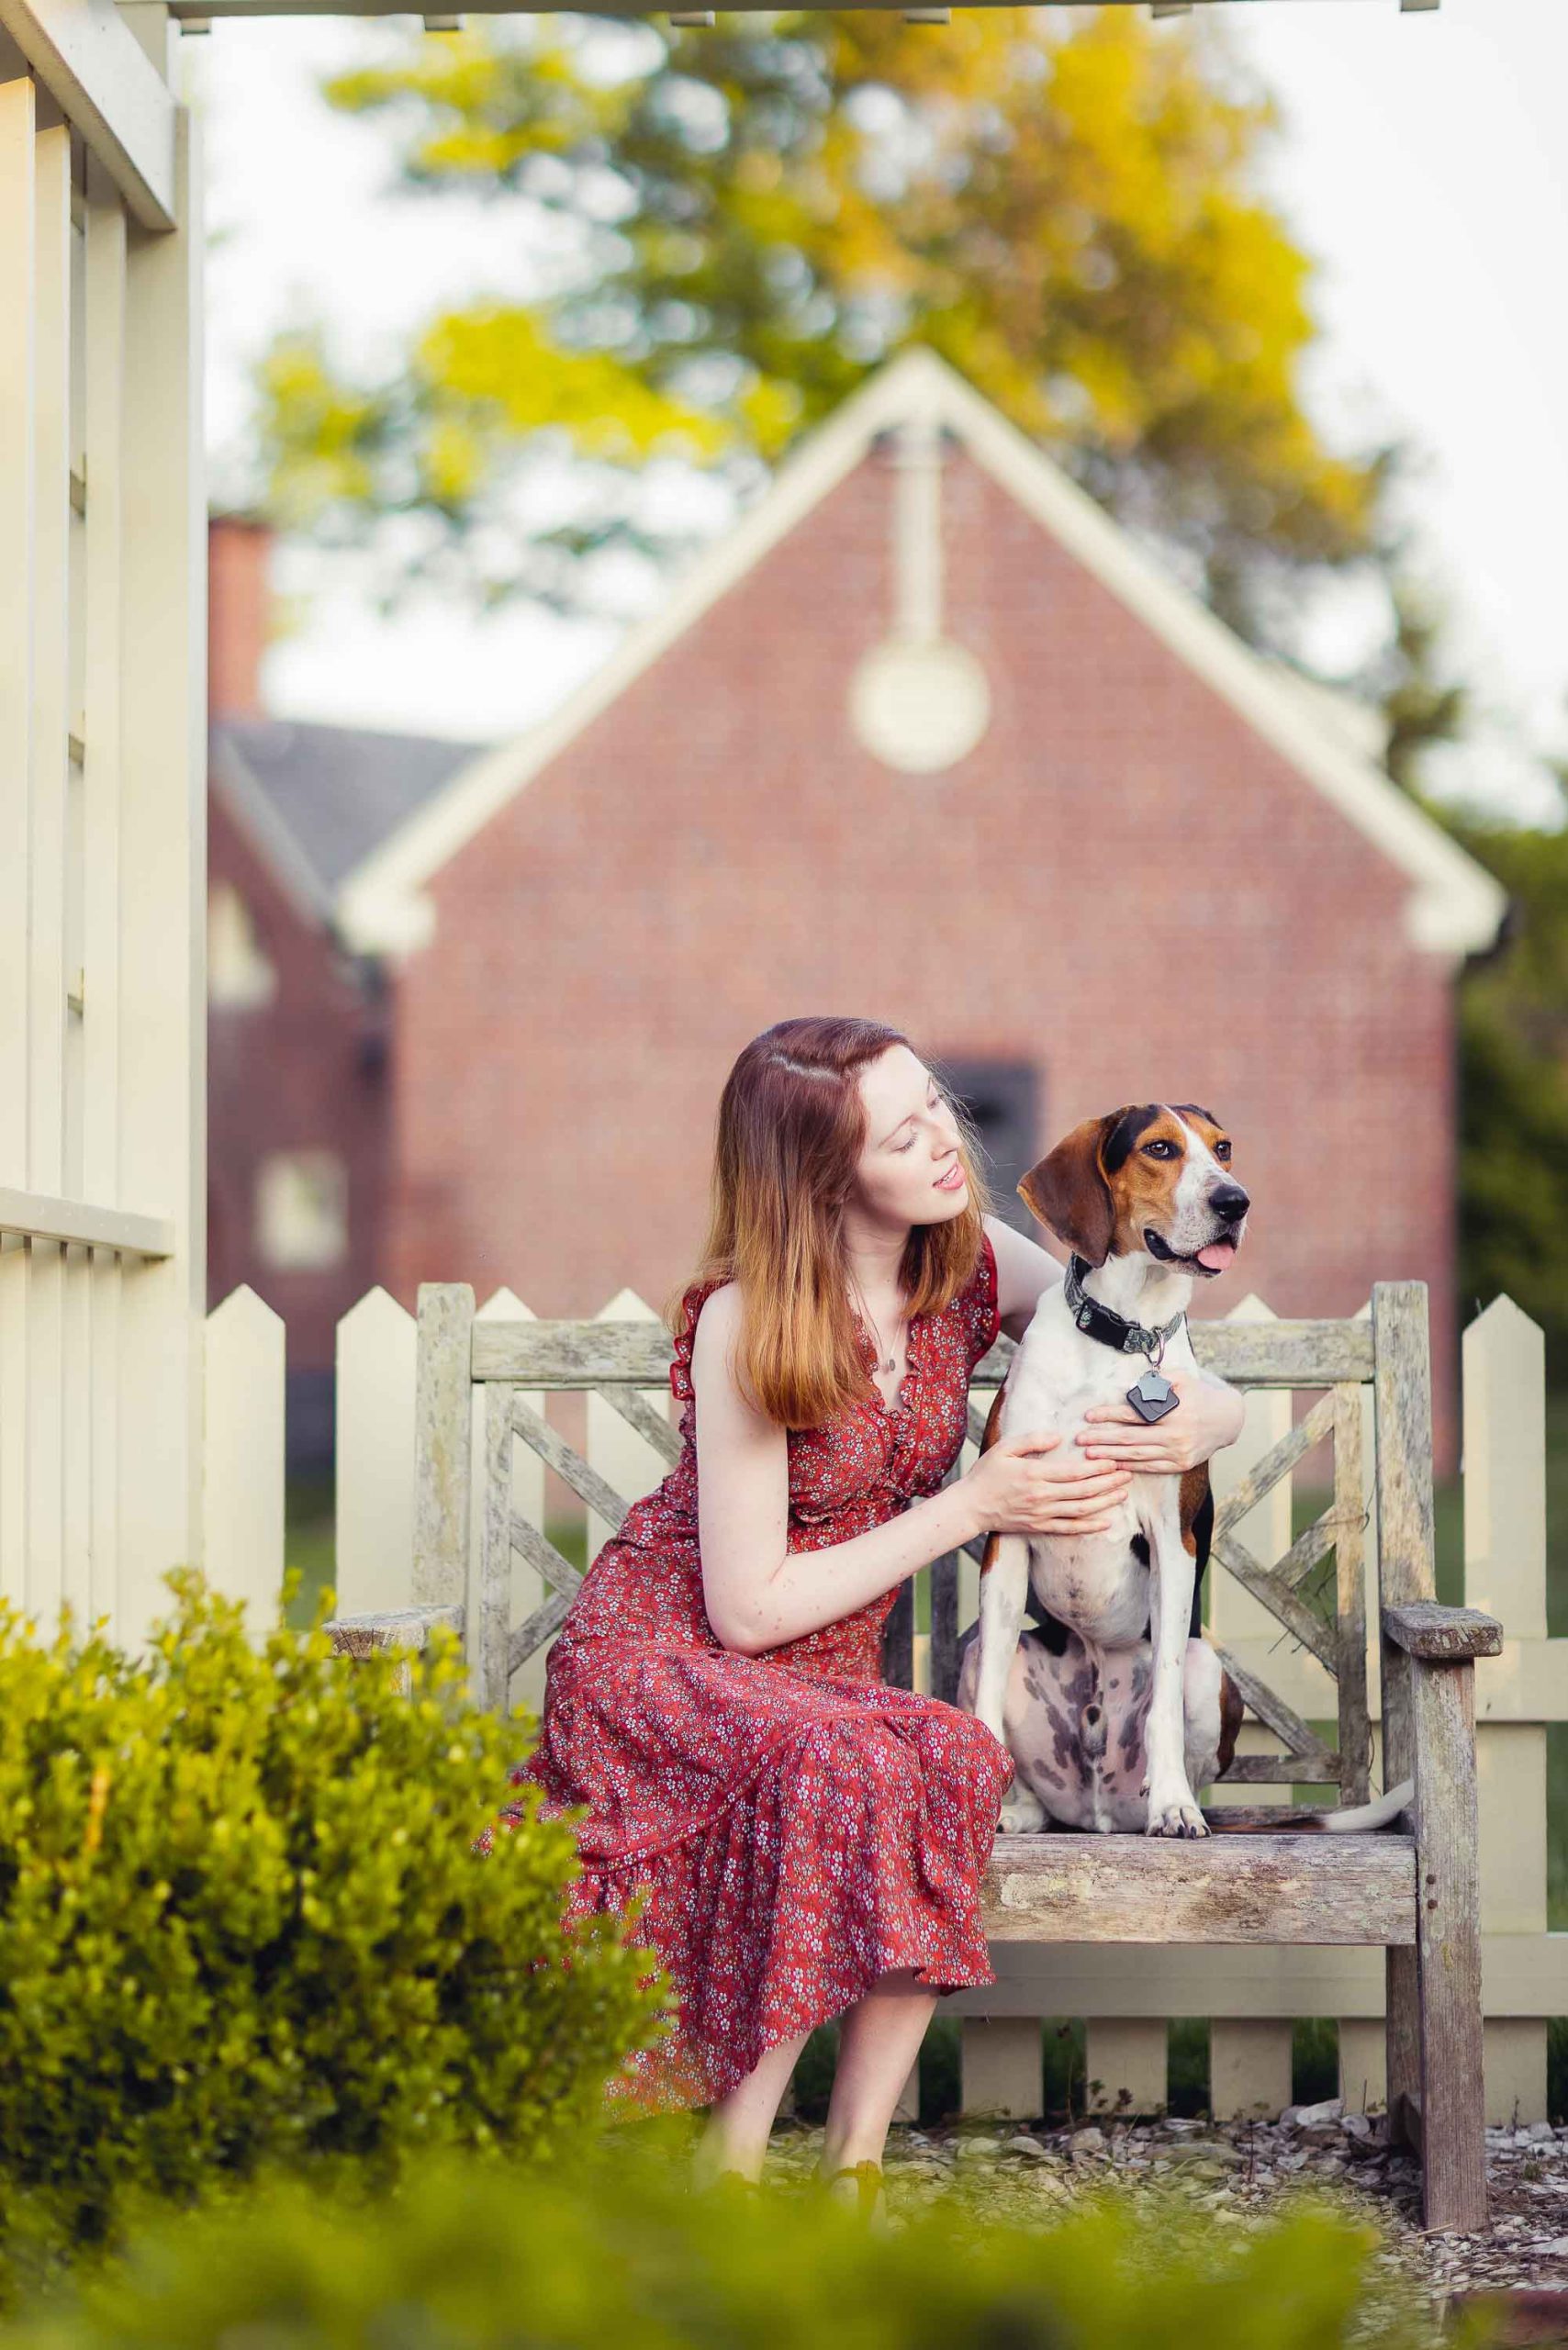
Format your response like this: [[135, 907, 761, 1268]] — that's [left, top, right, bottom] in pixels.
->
[[326, 1604, 465, 1659], [1382, 1602, 1502, 1662]]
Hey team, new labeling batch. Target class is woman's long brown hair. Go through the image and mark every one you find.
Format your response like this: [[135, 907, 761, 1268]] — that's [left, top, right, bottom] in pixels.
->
[[668, 1017, 991, 1430]]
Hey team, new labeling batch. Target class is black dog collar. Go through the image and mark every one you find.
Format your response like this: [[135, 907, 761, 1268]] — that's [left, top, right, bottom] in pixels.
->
[[1064, 1253, 1186, 1363]]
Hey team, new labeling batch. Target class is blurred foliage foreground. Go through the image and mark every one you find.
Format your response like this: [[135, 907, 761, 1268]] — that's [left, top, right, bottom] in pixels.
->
[[0, 2140, 1491, 2350], [0, 1575, 1506, 2349], [0, 1576, 663, 2302]]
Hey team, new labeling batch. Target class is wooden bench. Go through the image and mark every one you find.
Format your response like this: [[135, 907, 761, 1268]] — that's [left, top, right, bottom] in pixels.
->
[[328, 1277, 1500, 2232]]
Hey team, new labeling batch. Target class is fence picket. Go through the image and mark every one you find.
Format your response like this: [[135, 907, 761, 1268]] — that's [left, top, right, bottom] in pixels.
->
[[1464, 1296, 1549, 2124], [202, 1284, 284, 1631], [333, 1286, 416, 1617]]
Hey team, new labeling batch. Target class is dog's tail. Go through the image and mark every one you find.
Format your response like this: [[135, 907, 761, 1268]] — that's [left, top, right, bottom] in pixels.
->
[[1202, 1778, 1413, 1835]]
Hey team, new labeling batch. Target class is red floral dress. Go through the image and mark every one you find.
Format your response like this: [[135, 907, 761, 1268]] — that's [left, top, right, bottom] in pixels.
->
[[491, 1232, 1014, 2110]]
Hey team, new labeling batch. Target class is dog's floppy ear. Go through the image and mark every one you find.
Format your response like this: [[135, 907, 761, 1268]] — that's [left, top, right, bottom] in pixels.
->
[[1017, 1113, 1120, 1266]]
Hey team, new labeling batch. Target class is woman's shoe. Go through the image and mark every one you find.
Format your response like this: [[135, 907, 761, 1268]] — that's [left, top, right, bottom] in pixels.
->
[[694, 2165, 764, 2199], [821, 2160, 890, 2233]]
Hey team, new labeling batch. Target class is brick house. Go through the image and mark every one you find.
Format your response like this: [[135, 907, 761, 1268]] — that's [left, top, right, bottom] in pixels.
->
[[207, 520, 475, 1466], [212, 350, 1506, 1469]]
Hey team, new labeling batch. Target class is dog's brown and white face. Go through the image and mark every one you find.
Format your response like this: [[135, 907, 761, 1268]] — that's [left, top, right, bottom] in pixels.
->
[[1017, 1102, 1249, 1277]]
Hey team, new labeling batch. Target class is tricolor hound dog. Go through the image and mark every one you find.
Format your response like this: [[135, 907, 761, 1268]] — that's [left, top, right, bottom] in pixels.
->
[[958, 1103, 1410, 1839]]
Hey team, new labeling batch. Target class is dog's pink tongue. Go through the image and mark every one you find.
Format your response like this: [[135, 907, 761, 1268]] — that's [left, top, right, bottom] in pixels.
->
[[1197, 1239, 1237, 1271]]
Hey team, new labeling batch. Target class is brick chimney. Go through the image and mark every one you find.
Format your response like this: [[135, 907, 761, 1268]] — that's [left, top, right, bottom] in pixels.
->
[[208, 514, 273, 719]]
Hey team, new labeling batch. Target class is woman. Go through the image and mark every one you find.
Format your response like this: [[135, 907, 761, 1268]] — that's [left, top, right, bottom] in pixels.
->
[[496, 1016, 1245, 2210]]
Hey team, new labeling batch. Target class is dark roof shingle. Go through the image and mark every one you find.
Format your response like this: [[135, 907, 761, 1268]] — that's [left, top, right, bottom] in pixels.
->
[[213, 715, 479, 898]]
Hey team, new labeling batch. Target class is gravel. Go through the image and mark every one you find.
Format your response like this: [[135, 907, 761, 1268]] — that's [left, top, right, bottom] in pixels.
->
[[764, 2108, 1568, 2318]]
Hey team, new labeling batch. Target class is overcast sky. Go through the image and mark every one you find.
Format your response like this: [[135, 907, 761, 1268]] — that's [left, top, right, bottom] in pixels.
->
[[192, 0, 1568, 824]]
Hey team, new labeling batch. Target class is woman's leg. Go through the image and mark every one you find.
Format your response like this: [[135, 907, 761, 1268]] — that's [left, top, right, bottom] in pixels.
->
[[693, 2023, 813, 2185], [820, 1969, 937, 2176]]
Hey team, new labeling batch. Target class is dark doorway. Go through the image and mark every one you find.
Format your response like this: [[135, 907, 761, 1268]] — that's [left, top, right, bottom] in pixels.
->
[[934, 1057, 1042, 1235]]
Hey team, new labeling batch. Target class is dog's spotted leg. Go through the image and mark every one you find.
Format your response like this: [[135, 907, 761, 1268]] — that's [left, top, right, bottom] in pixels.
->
[[1141, 1495, 1208, 1839]]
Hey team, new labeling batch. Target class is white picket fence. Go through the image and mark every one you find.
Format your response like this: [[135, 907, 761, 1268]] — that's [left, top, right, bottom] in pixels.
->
[[205, 1277, 1567, 2124]]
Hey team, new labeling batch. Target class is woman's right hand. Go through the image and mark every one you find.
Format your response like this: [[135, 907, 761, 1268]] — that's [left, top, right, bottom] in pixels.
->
[[961, 1431, 1134, 1538]]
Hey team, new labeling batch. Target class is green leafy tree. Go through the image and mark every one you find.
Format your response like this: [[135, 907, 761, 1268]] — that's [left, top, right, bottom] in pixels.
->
[[1449, 806, 1568, 1372], [257, 6, 1401, 655]]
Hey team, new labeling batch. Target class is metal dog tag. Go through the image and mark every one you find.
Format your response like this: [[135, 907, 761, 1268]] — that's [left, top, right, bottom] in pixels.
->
[[1126, 1367, 1180, 1424]]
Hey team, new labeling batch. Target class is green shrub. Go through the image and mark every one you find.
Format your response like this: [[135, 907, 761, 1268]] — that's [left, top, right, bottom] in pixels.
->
[[0, 2139, 1470, 2350], [0, 1572, 664, 2290]]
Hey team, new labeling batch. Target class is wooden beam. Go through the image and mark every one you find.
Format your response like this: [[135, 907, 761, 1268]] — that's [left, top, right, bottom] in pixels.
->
[[945, 1931, 1568, 2020], [0, 0, 176, 231], [162, 0, 1428, 17], [472, 1314, 1375, 1389], [0, 1182, 173, 1256], [982, 1830, 1417, 1946], [1383, 1601, 1503, 1662]]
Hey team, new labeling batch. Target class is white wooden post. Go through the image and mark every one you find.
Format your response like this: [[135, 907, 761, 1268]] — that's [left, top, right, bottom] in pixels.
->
[[115, 93, 206, 1639], [202, 1284, 284, 1628], [333, 1285, 416, 1617], [0, 49, 202, 1656], [1464, 1296, 1549, 2124], [1204, 1292, 1294, 2122], [469, 1288, 545, 1711]]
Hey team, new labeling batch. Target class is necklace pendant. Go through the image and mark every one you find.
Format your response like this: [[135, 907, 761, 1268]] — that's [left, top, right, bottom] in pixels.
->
[[1126, 1366, 1179, 1424]]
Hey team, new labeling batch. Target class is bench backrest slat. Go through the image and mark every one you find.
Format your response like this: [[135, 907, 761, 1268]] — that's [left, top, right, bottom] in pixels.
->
[[414, 1281, 1430, 1809]]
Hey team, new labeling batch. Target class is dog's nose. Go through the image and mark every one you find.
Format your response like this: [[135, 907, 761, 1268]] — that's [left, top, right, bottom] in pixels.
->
[[1211, 1184, 1250, 1221]]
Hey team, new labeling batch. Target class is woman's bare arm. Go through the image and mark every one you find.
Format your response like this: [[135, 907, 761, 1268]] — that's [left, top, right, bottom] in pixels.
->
[[689, 1281, 1131, 1657], [984, 1212, 1065, 1341]]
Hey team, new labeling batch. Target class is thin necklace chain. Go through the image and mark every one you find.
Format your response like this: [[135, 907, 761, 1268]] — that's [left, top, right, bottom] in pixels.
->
[[849, 1276, 907, 1379]]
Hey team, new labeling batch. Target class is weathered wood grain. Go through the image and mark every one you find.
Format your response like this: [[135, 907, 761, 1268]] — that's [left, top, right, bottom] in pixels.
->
[[1334, 1383, 1372, 1804], [1411, 1654, 1488, 2231], [473, 1382, 511, 1711], [510, 1510, 583, 1602], [509, 1393, 630, 1532], [327, 1602, 465, 1696], [1372, 1284, 1436, 2143], [326, 1603, 464, 1657], [981, 1833, 1417, 1945], [413, 1283, 475, 1607], [1211, 1639, 1337, 1774], [1193, 1320, 1374, 1384], [1215, 1752, 1343, 1785], [473, 1315, 1373, 1390], [1211, 1389, 1338, 1542], [595, 1382, 683, 1469], [1372, 1282, 1437, 1612], [1210, 1530, 1338, 1671], [1383, 1602, 1504, 1662], [509, 1586, 574, 1677]]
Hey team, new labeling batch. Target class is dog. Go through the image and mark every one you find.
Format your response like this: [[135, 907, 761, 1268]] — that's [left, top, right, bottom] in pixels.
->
[[957, 1103, 1411, 1839]]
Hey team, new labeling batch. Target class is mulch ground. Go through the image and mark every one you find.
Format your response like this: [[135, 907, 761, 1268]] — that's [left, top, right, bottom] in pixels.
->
[[766, 2103, 1568, 2326]]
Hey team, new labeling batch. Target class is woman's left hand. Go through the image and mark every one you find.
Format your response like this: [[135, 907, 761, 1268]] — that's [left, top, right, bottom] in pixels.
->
[[1073, 1374, 1247, 1473]]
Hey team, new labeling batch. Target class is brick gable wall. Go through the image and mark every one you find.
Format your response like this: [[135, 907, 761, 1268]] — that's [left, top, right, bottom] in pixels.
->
[[386, 444, 1461, 1466]]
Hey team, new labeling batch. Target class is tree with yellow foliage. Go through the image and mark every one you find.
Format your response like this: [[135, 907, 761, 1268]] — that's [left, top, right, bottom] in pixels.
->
[[258, 8, 1403, 666]]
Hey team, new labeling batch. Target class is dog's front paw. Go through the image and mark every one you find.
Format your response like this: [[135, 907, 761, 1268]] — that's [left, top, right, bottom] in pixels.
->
[[998, 1783, 1047, 1834], [1144, 1785, 1209, 1839]]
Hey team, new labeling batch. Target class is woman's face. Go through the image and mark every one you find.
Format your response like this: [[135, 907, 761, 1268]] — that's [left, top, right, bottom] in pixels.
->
[[850, 1044, 969, 1231]]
